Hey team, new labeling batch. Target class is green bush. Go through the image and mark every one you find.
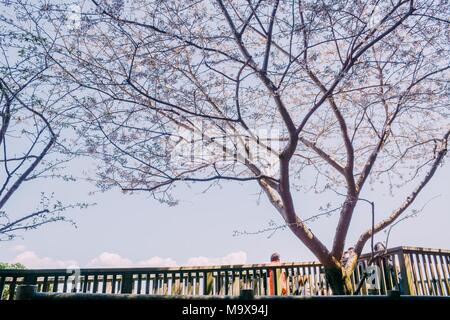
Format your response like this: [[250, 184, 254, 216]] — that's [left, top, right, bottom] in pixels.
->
[[0, 262, 26, 270]]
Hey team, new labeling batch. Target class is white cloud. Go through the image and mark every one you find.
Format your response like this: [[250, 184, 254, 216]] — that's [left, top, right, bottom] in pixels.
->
[[87, 252, 245, 268], [8, 250, 247, 269], [12, 251, 78, 269], [186, 251, 247, 266], [136, 256, 177, 267], [87, 252, 177, 268], [87, 252, 133, 268]]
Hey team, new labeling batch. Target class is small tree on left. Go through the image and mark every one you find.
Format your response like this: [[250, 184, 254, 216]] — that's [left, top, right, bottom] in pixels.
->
[[0, 1, 87, 241]]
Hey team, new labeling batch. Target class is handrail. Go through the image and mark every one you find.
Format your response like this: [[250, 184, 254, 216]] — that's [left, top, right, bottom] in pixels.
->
[[0, 261, 321, 275]]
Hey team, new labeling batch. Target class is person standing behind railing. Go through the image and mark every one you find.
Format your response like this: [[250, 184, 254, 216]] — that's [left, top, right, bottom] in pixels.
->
[[373, 242, 401, 293], [268, 252, 287, 296]]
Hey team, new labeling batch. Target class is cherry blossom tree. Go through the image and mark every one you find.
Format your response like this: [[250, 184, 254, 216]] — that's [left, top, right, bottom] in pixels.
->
[[31, 0, 450, 293]]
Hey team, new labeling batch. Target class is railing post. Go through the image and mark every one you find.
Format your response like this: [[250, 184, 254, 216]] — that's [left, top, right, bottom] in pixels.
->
[[121, 274, 133, 294], [204, 272, 213, 295], [272, 267, 278, 296], [239, 289, 254, 299], [397, 249, 416, 295], [15, 285, 37, 300], [23, 274, 37, 286]]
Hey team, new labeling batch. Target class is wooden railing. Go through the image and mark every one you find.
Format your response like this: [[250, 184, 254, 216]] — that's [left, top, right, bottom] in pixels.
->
[[1, 246, 449, 300], [352, 246, 449, 296]]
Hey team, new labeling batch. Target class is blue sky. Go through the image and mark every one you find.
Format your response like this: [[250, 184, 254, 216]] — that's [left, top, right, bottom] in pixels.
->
[[1, 156, 449, 269]]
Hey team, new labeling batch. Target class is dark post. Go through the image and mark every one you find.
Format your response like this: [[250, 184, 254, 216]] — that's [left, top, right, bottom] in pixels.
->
[[23, 274, 37, 286], [15, 285, 37, 300], [121, 274, 133, 294], [239, 289, 254, 299], [387, 289, 401, 297]]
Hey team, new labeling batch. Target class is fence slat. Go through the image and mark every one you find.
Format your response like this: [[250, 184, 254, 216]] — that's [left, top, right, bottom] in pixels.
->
[[438, 255, 449, 295], [8, 277, 17, 300], [111, 275, 117, 294], [0, 276, 6, 298], [414, 254, 425, 295], [398, 250, 415, 295], [432, 255, 444, 295], [427, 254, 439, 295]]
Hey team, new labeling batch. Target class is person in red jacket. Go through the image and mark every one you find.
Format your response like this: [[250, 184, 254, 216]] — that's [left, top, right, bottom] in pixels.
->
[[268, 252, 287, 295]]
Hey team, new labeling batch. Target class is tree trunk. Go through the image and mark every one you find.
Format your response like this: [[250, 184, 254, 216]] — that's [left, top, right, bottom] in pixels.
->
[[324, 266, 353, 295]]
